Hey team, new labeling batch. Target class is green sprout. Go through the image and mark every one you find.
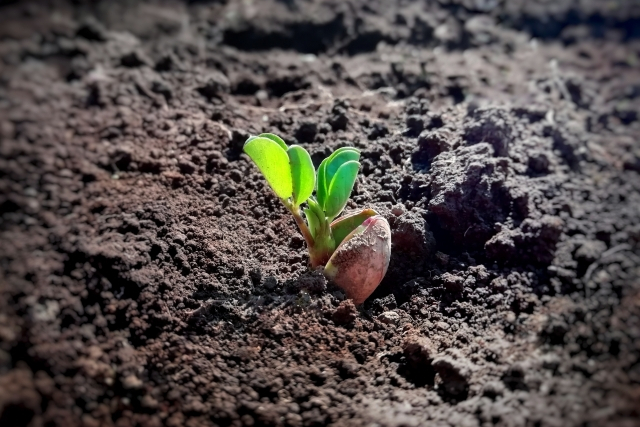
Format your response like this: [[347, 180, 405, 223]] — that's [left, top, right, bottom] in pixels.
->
[[244, 133, 392, 304]]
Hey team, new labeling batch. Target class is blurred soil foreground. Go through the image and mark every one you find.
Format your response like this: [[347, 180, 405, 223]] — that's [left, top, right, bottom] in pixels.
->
[[1, 0, 639, 426]]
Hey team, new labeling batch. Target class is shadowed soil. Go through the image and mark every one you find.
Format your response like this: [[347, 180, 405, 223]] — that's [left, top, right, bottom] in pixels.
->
[[1, 1, 639, 426]]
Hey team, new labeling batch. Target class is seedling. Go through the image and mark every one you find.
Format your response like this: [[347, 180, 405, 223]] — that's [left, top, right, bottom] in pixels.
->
[[244, 133, 391, 304]]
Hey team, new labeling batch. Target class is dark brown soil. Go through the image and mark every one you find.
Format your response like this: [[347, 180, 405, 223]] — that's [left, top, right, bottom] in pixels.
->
[[1, 1, 639, 426]]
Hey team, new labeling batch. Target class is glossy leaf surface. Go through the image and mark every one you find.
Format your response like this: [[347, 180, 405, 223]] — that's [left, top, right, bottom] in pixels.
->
[[316, 158, 329, 210], [243, 136, 292, 200], [325, 160, 360, 219], [257, 133, 288, 151], [287, 145, 315, 206], [325, 148, 360, 190]]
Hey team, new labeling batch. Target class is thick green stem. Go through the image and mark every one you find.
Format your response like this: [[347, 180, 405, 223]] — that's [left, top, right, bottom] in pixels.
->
[[287, 202, 334, 269], [290, 207, 315, 248]]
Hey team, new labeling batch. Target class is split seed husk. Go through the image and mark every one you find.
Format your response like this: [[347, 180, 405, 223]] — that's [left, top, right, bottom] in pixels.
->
[[323, 215, 391, 305]]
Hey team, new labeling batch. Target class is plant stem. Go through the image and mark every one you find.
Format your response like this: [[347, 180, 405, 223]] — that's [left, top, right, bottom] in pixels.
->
[[289, 203, 335, 268], [289, 205, 315, 248]]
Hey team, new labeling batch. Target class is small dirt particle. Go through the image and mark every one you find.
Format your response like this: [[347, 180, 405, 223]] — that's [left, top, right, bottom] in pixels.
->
[[404, 115, 424, 137], [575, 240, 607, 265], [197, 72, 231, 99], [402, 335, 435, 368], [441, 272, 464, 292], [433, 356, 472, 398], [482, 381, 505, 399], [295, 121, 318, 143], [502, 363, 528, 391], [122, 374, 143, 390], [337, 359, 360, 379], [120, 51, 150, 68], [141, 395, 158, 409], [332, 300, 357, 325]]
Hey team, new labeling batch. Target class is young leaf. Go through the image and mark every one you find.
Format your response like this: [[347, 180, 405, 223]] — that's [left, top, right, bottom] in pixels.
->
[[316, 158, 329, 210], [325, 160, 360, 219], [257, 133, 288, 151], [330, 208, 377, 247], [329, 147, 361, 159], [325, 149, 360, 193], [243, 136, 293, 200], [306, 197, 326, 229], [287, 145, 315, 206], [316, 149, 359, 210]]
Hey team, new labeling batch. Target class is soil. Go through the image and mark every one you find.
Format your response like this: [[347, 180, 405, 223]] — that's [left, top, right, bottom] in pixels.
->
[[1, 1, 640, 426]]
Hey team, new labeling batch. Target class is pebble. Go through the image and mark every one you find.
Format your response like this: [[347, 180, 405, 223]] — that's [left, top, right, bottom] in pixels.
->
[[377, 311, 400, 325]]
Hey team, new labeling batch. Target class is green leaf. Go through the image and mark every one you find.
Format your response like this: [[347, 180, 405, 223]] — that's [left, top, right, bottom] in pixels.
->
[[325, 149, 360, 194], [329, 147, 360, 159], [243, 136, 293, 200], [304, 207, 321, 239], [325, 160, 360, 219], [307, 197, 327, 235], [287, 145, 315, 206], [316, 158, 329, 210], [307, 197, 324, 222], [330, 208, 377, 247], [316, 148, 359, 211], [258, 133, 288, 151]]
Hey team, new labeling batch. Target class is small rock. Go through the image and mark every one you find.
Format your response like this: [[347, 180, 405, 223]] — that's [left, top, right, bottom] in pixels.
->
[[122, 374, 143, 390], [255, 89, 268, 101], [391, 205, 405, 217], [377, 311, 400, 325]]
